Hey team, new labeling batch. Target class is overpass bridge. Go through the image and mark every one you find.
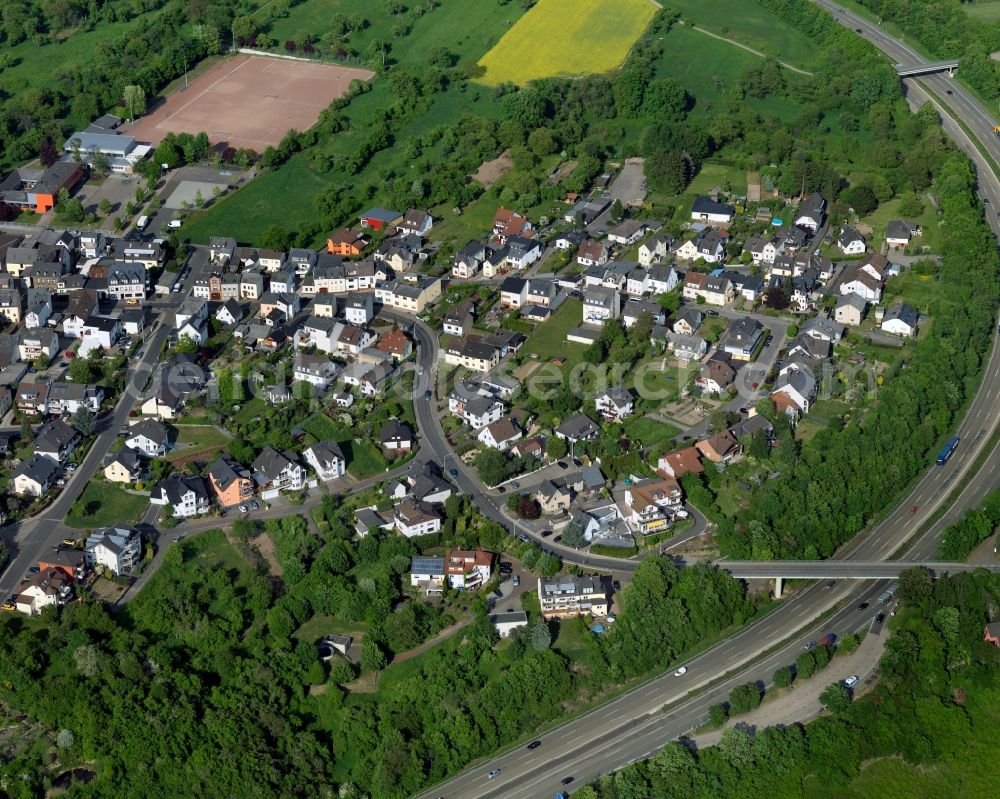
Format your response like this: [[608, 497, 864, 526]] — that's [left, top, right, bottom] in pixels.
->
[[711, 560, 1000, 597], [895, 60, 960, 77]]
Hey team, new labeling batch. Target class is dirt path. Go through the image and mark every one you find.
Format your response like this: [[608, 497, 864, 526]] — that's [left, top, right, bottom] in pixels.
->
[[692, 626, 888, 747], [390, 616, 472, 665], [688, 24, 814, 76], [254, 532, 283, 577]]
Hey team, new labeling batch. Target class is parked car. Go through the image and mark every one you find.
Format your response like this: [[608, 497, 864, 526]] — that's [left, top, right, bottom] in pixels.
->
[[497, 486, 506, 494], [238, 504, 248, 513], [511, 481, 520, 489], [612, 580, 622, 592], [844, 675, 859, 688], [249, 500, 260, 510], [513, 575, 520, 587], [804, 640, 817, 651], [876, 613, 886, 624], [821, 632, 837, 647], [516, 534, 529, 543], [557, 461, 567, 468], [449, 468, 458, 477], [28, 566, 39, 574], [553, 535, 562, 543], [61, 538, 77, 547], [1, 601, 14, 612]]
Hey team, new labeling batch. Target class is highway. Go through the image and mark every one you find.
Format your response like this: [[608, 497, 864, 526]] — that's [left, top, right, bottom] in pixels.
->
[[416, 9, 1000, 798]]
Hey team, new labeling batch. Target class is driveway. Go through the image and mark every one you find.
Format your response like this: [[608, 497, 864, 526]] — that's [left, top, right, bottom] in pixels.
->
[[587, 159, 647, 233]]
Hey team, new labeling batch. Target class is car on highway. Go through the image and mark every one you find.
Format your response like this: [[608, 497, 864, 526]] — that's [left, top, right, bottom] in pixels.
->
[[844, 675, 859, 688], [561, 777, 574, 786], [674, 666, 688, 676], [527, 740, 541, 750], [858, 602, 869, 611], [487, 769, 501, 779], [804, 640, 817, 651], [876, 613, 886, 624], [238, 504, 248, 513]]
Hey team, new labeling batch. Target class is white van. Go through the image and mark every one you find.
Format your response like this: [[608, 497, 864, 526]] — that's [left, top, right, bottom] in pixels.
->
[[136, 215, 149, 230], [167, 219, 182, 229]]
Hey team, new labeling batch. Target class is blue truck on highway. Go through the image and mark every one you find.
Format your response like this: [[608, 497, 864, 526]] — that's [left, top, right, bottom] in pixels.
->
[[936, 436, 960, 466]]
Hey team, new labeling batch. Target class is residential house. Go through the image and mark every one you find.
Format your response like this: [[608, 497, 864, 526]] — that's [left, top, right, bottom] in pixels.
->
[[125, 418, 173, 458], [583, 286, 619, 324], [23, 289, 51, 329], [293, 354, 338, 388], [47, 383, 103, 415], [672, 308, 703, 335], [141, 383, 183, 420], [697, 357, 737, 395], [577, 240, 609, 267], [442, 335, 501, 373], [682, 272, 731, 305], [449, 385, 505, 429], [722, 316, 764, 361], [886, 220, 919, 249], [691, 197, 735, 225], [743, 235, 779, 266], [840, 266, 882, 303], [526, 278, 558, 307], [269, 263, 297, 294], [623, 476, 684, 534], [18, 329, 58, 363], [492, 208, 534, 244], [607, 219, 650, 246], [622, 298, 664, 329], [326, 228, 368, 256], [208, 455, 254, 508], [724, 271, 764, 303], [394, 499, 442, 537], [538, 575, 609, 619], [443, 305, 473, 337], [662, 330, 708, 362], [377, 328, 412, 362], [253, 447, 305, 494], [78, 316, 122, 349], [107, 263, 147, 301], [491, 611, 529, 638], [500, 277, 528, 308], [638, 235, 673, 267], [696, 430, 742, 463], [380, 420, 413, 452], [836, 226, 866, 255], [14, 381, 49, 415], [104, 449, 145, 483], [594, 386, 635, 422], [33, 420, 78, 463], [834, 293, 867, 326], [397, 209, 433, 237], [445, 549, 492, 589], [358, 207, 402, 231], [478, 416, 522, 450], [0, 289, 23, 325], [85, 525, 141, 575], [344, 295, 374, 325], [555, 414, 601, 443], [150, 475, 210, 517], [452, 241, 491, 279], [794, 193, 826, 231], [881, 303, 918, 337], [216, 299, 243, 327], [772, 364, 817, 415], [11, 455, 59, 497], [801, 316, 845, 343], [787, 333, 831, 360], [500, 236, 542, 270], [657, 447, 704, 479], [376, 278, 441, 314], [15, 569, 72, 616], [536, 480, 575, 515], [303, 440, 346, 482], [563, 197, 609, 225]]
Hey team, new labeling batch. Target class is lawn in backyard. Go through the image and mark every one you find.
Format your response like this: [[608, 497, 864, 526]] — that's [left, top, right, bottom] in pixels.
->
[[965, 0, 1000, 20], [623, 415, 681, 450], [857, 196, 942, 253], [477, 0, 656, 86], [65, 481, 149, 529], [881, 270, 944, 314], [165, 424, 231, 463], [518, 298, 585, 361], [301, 412, 390, 479]]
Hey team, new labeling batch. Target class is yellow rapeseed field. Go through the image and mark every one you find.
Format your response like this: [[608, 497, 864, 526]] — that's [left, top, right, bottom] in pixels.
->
[[478, 0, 658, 86]]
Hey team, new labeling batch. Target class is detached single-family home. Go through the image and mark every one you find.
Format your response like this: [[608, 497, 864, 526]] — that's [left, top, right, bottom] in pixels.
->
[[682, 272, 731, 305], [380, 420, 413, 452], [772, 363, 818, 415], [606, 219, 651, 246], [500, 277, 528, 308], [696, 429, 742, 463], [293, 354, 338, 389], [11, 455, 59, 497], [303, 439, 346, 482], [344, 295, 374, 325], [638, 235, 673, 267], [150, 475, 211, 518], [722, 317, 765, 361], [691, 197, 735, 225], [104, 449, 145, 483], [801, 315, 845, 343], [491, 611, 529, 638], [657, 446, 704, 479], [326, 227, 369, 256], [672, 308, 703, 336], [881, 303, 918, 337], [124, 418, 174, 458], [536, 480, 575, 515], [623, 476, 684, 534], [555, 414, 601, 443], [834, 292, 867, 326], [595, 386, 635, 422], [397, 209, 434, 237], [478, 416, 522, 450], [836, 226, 866, 255], [697, 357, 737, 395], [394, 500, 442, 537], [577, 240, 609, 267], [253, 446, 305, 494], [886, 220, 920, 249], [15, 569, 72, 616], [839, 267, 882, 303], [582, 286, 619, 323], [676, 229, 728, 263], [492, 207, 534, 244], [33, 420, 79, 463], [742, 236, 780, 266], [794, 193, 826, 231]]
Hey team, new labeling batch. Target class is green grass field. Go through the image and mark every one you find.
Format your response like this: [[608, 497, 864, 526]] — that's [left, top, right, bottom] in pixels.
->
[[165, 424, 231, 463], [477, 0, 656, 86], [965, 0, 1000, 20], [858, 197, 942, 253], [65, 481, 149, 529], [622, 415, 681, 449], [301, 412, 389, 479]]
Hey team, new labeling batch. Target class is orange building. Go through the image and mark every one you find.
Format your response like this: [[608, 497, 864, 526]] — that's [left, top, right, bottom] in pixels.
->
[[207, 455, 254, 507], [0, 161, 86, 214], [327, 228, 368, 256]]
